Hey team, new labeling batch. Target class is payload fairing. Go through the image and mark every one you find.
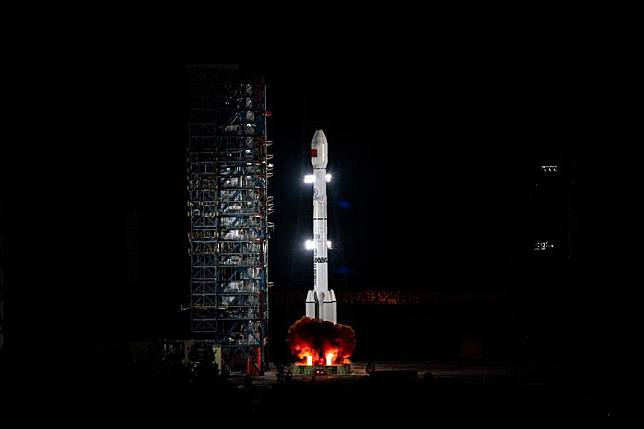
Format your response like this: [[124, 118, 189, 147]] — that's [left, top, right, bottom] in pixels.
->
[[305, 130, 337, 324]]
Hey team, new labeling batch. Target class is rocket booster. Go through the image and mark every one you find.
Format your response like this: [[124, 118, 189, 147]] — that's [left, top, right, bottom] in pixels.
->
[[305, 130, 337, 324]]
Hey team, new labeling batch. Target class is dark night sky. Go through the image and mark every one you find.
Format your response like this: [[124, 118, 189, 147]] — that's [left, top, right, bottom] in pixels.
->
[[1, 52, 623, 368], [253, 60, 582, 286]]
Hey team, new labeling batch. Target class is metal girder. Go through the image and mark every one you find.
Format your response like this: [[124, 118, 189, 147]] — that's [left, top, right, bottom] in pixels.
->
[[187, 66, 270, 374]]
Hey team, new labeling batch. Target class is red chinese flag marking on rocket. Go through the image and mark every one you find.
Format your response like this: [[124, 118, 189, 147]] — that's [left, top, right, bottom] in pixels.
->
[[311, 149, 318, 157]]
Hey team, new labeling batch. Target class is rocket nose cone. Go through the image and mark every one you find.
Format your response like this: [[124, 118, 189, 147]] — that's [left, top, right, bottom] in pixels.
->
[[311, 129, 327, 147]]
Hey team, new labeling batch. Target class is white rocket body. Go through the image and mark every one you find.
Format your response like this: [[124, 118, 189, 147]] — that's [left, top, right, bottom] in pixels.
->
[[305, 130, 337, 324]]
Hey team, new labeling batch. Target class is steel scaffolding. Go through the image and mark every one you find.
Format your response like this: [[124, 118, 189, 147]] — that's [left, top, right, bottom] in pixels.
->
[[0, 234, 5, 354], [187, 66, 273, 374]]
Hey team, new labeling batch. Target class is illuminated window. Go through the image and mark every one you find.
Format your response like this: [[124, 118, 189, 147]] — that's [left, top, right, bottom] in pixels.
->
[[533, 240, 556, 251], [540, 165, 558, 173]]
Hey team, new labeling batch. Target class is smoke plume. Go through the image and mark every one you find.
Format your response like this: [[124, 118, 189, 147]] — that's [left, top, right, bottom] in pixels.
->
[[288, 317, 356, 365]]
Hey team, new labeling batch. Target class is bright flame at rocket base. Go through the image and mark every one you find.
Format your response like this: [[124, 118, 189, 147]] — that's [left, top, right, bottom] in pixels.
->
[[289, 317, 355, 366]]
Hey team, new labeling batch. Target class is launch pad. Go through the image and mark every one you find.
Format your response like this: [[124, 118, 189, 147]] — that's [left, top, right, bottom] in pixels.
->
[[291, 363, 352, 376]]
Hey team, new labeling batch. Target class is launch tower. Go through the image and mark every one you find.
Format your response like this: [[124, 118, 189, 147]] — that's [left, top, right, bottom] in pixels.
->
[[187, 65, 273, 374]]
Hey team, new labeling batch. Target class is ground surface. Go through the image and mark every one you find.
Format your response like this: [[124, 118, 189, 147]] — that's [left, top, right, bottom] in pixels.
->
[[221, 360, 609, 421], [2, 359, 612, 423]]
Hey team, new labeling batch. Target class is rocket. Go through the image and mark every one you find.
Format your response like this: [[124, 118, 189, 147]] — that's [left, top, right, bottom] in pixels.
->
[[305, 130, 337, 324]]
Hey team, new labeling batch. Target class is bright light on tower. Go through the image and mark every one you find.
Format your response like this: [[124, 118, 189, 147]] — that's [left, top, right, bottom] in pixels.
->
[[327, 240, 332, 249], [304, 175, 314, 184], [305, 240, 314, 250], [326, 174, 332, 182]]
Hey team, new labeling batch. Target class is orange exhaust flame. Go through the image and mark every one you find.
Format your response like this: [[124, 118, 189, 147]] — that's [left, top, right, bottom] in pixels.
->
[[288, 317, 356, 366]]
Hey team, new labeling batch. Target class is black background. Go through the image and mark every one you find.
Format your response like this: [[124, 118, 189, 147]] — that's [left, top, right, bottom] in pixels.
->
[[1, 47, 623, 383]]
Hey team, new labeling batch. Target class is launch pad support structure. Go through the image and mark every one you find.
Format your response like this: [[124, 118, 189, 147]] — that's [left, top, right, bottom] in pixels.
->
[[187, 66, 273, 374]]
